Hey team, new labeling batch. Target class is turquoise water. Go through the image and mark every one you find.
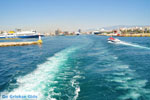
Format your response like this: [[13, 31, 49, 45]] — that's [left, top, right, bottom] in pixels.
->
[[0, 35, 150, 100]]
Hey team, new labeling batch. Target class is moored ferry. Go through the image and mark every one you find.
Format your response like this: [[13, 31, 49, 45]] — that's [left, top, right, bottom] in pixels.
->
[[0, 31, 43, 39]]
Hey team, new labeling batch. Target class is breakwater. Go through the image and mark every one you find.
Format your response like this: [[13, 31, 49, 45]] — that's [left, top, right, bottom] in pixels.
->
[[0, 41, 42, 47], [0, 36, 43, 47], [0, 39, 42, 47]]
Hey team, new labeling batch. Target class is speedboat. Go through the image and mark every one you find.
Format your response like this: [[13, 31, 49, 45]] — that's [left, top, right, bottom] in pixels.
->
[[108, 37, 120, 43]]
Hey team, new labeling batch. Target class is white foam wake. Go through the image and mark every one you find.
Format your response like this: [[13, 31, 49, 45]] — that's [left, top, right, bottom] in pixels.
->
[[71, 74, 82, 100], [8, 47, 79, 100], [109, 64, 150, 100], [115, 40, 150, 50], [101, 52, 150, 100]]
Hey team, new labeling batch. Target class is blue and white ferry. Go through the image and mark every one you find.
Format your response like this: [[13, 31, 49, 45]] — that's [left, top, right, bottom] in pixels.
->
[[0, 31, 43, 39]]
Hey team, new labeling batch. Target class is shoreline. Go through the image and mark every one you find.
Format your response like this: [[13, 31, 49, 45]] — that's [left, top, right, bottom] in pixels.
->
[[97, 33, 150, 37]]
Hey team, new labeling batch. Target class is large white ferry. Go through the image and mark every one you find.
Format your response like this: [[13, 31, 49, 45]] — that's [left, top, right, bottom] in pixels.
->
[[0, 31, 43, 39]]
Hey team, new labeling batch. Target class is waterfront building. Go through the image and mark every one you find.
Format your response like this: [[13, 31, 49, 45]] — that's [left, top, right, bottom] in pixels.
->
[[78, 29, 81, 33], [0, 31, 4, 34], [15, 29, 22, 32], [63, 31, 69, 35], [55, 29, 62, 35]]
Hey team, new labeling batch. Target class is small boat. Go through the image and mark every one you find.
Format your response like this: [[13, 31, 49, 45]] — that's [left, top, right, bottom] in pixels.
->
[[108, 37, 120, 43]]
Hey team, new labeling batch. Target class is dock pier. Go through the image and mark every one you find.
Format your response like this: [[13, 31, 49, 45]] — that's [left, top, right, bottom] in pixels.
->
[[0, 36, 43, 47]]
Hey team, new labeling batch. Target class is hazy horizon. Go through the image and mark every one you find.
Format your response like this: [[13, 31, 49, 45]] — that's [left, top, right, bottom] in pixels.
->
[[0, 0, 150, 33]]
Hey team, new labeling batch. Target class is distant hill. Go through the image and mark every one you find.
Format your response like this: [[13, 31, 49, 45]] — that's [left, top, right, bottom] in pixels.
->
[[101, 25, 149, 30], [86, 25, 149, 32]]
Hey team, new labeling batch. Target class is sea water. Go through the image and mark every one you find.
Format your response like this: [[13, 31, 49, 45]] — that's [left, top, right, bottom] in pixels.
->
[[0, 35, 150, 100]]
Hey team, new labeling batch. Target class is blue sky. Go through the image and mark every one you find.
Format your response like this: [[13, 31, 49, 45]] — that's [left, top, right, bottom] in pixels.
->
[[0, 0, 150, 32]]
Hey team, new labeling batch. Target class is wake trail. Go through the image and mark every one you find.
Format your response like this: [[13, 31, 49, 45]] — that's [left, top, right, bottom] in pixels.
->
[[112, 39, 150, 50], [7, 46, 81, 100]]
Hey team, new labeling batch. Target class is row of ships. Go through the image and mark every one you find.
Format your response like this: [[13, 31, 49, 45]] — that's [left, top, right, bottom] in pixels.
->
[[0, 30, 43, 39]]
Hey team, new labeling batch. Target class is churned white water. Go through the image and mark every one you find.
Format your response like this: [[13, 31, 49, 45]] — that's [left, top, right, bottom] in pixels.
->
[[8, 47, 81, 100]]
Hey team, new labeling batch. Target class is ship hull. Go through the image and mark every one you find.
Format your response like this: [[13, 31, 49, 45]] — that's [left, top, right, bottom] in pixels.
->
[[0, 35, 43, 39], [17, 35, 40, 38]]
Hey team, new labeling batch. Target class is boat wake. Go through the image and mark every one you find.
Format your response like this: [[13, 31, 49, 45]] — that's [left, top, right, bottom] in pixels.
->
[[110, 39, 150, 50], [101, 53, 150, 100], [7, 47, 82, 100], [108, 64, 150, 100], [92, 43, 150, 100]]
